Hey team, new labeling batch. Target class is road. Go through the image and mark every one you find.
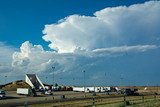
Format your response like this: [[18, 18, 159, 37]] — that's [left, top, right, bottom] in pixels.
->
[[0, 91, 159, 107], [0, 91, 97, 106]]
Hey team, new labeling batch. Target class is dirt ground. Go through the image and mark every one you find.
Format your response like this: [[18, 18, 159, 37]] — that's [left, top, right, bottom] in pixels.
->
[[0, 86, 160, 107]]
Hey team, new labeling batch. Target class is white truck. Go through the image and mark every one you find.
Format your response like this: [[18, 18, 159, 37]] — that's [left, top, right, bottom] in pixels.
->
[[17, 88, 36, 96]]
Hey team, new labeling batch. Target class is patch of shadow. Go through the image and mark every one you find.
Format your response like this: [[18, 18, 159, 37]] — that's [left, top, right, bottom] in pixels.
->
[[4, 96, 21, 99]]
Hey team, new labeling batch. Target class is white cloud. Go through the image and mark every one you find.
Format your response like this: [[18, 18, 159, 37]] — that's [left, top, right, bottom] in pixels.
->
[[10, 41, 160, 85], [43, 1, 160, 53], [1, 1, 160, 85], [91, 45, 158, 57], [0, 42, 17, 74], [11, 1, 160, 77], [12, 41, 55, 73], [11, 41, 158, 75]]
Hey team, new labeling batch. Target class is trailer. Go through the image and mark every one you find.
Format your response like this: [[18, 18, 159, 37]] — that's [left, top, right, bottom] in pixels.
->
[[17, 88, 36, 96], [73, 87, 111, 93], [73, 87, 85, 92]]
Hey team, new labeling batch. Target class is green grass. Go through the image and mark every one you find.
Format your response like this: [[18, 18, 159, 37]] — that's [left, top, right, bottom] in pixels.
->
[[93, 102, 124, 107], [96, 99, 160, 107], [130, 100, 160, 107], [19, 100, 160, 107]]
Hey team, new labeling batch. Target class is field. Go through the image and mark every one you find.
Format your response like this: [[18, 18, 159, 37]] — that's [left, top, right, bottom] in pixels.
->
[[0, 86, 160, 107], [17, 94, 160, 107]]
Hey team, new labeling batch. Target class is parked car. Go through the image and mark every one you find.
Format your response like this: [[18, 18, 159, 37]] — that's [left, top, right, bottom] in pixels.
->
[[0, 89, 6, 99], [120, 88, 139, 96], [41, 89, 52, 95]]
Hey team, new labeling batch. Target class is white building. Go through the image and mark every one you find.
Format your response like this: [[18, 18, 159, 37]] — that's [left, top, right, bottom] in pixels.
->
[[25, 74, 45, 89]]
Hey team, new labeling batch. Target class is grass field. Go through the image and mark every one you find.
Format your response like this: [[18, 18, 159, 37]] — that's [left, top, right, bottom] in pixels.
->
[[19, 100, 160, 107], [1, 86, 159, 107], [96, 100, 160, 107], [18, 95, 160, 107]]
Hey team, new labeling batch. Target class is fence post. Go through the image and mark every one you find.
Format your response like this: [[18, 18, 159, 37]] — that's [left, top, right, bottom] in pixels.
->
[[24, 101, 28, 107], [142, 95, 144, 103], [124, 95, 126, 107], [93, 96, 95, 107], [154, 94, 156, 100]]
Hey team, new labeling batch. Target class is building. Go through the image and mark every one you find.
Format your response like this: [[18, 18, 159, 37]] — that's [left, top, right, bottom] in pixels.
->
[[25, 74, 45, 89]]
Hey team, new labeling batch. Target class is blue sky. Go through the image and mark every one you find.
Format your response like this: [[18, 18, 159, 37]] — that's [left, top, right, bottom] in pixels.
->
[[0, 0, 149, 49], [0, 0, 160, 86]]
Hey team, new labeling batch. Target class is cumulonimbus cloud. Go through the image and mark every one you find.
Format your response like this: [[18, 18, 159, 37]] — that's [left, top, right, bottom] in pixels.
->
[[43, 1, 160, 53], [1, 1, 160, 85], [11, 41, 158, 74], [12, 1, 160, 75]]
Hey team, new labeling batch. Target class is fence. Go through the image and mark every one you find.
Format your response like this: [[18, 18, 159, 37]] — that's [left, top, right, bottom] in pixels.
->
[[1, 93, 159, 107], [22, 94, 160, 107]]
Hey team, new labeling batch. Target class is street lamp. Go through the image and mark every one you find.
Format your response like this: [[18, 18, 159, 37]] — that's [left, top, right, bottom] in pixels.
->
[[52, 66, 55, 90], [73, 78, 75, 86], [45, 76, 48, 84], [83, 70, 86, 97], [5, 76, 7, 84], [120, 74, 124, 86], [105, 72, 107, 86]]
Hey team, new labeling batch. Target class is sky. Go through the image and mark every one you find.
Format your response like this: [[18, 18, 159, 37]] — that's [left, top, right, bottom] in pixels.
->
[[0, 0, 160, 86]]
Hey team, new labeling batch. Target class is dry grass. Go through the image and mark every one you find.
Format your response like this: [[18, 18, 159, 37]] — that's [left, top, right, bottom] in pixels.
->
[[17, 95, 160, 107], [2, 80, 31, 91]]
